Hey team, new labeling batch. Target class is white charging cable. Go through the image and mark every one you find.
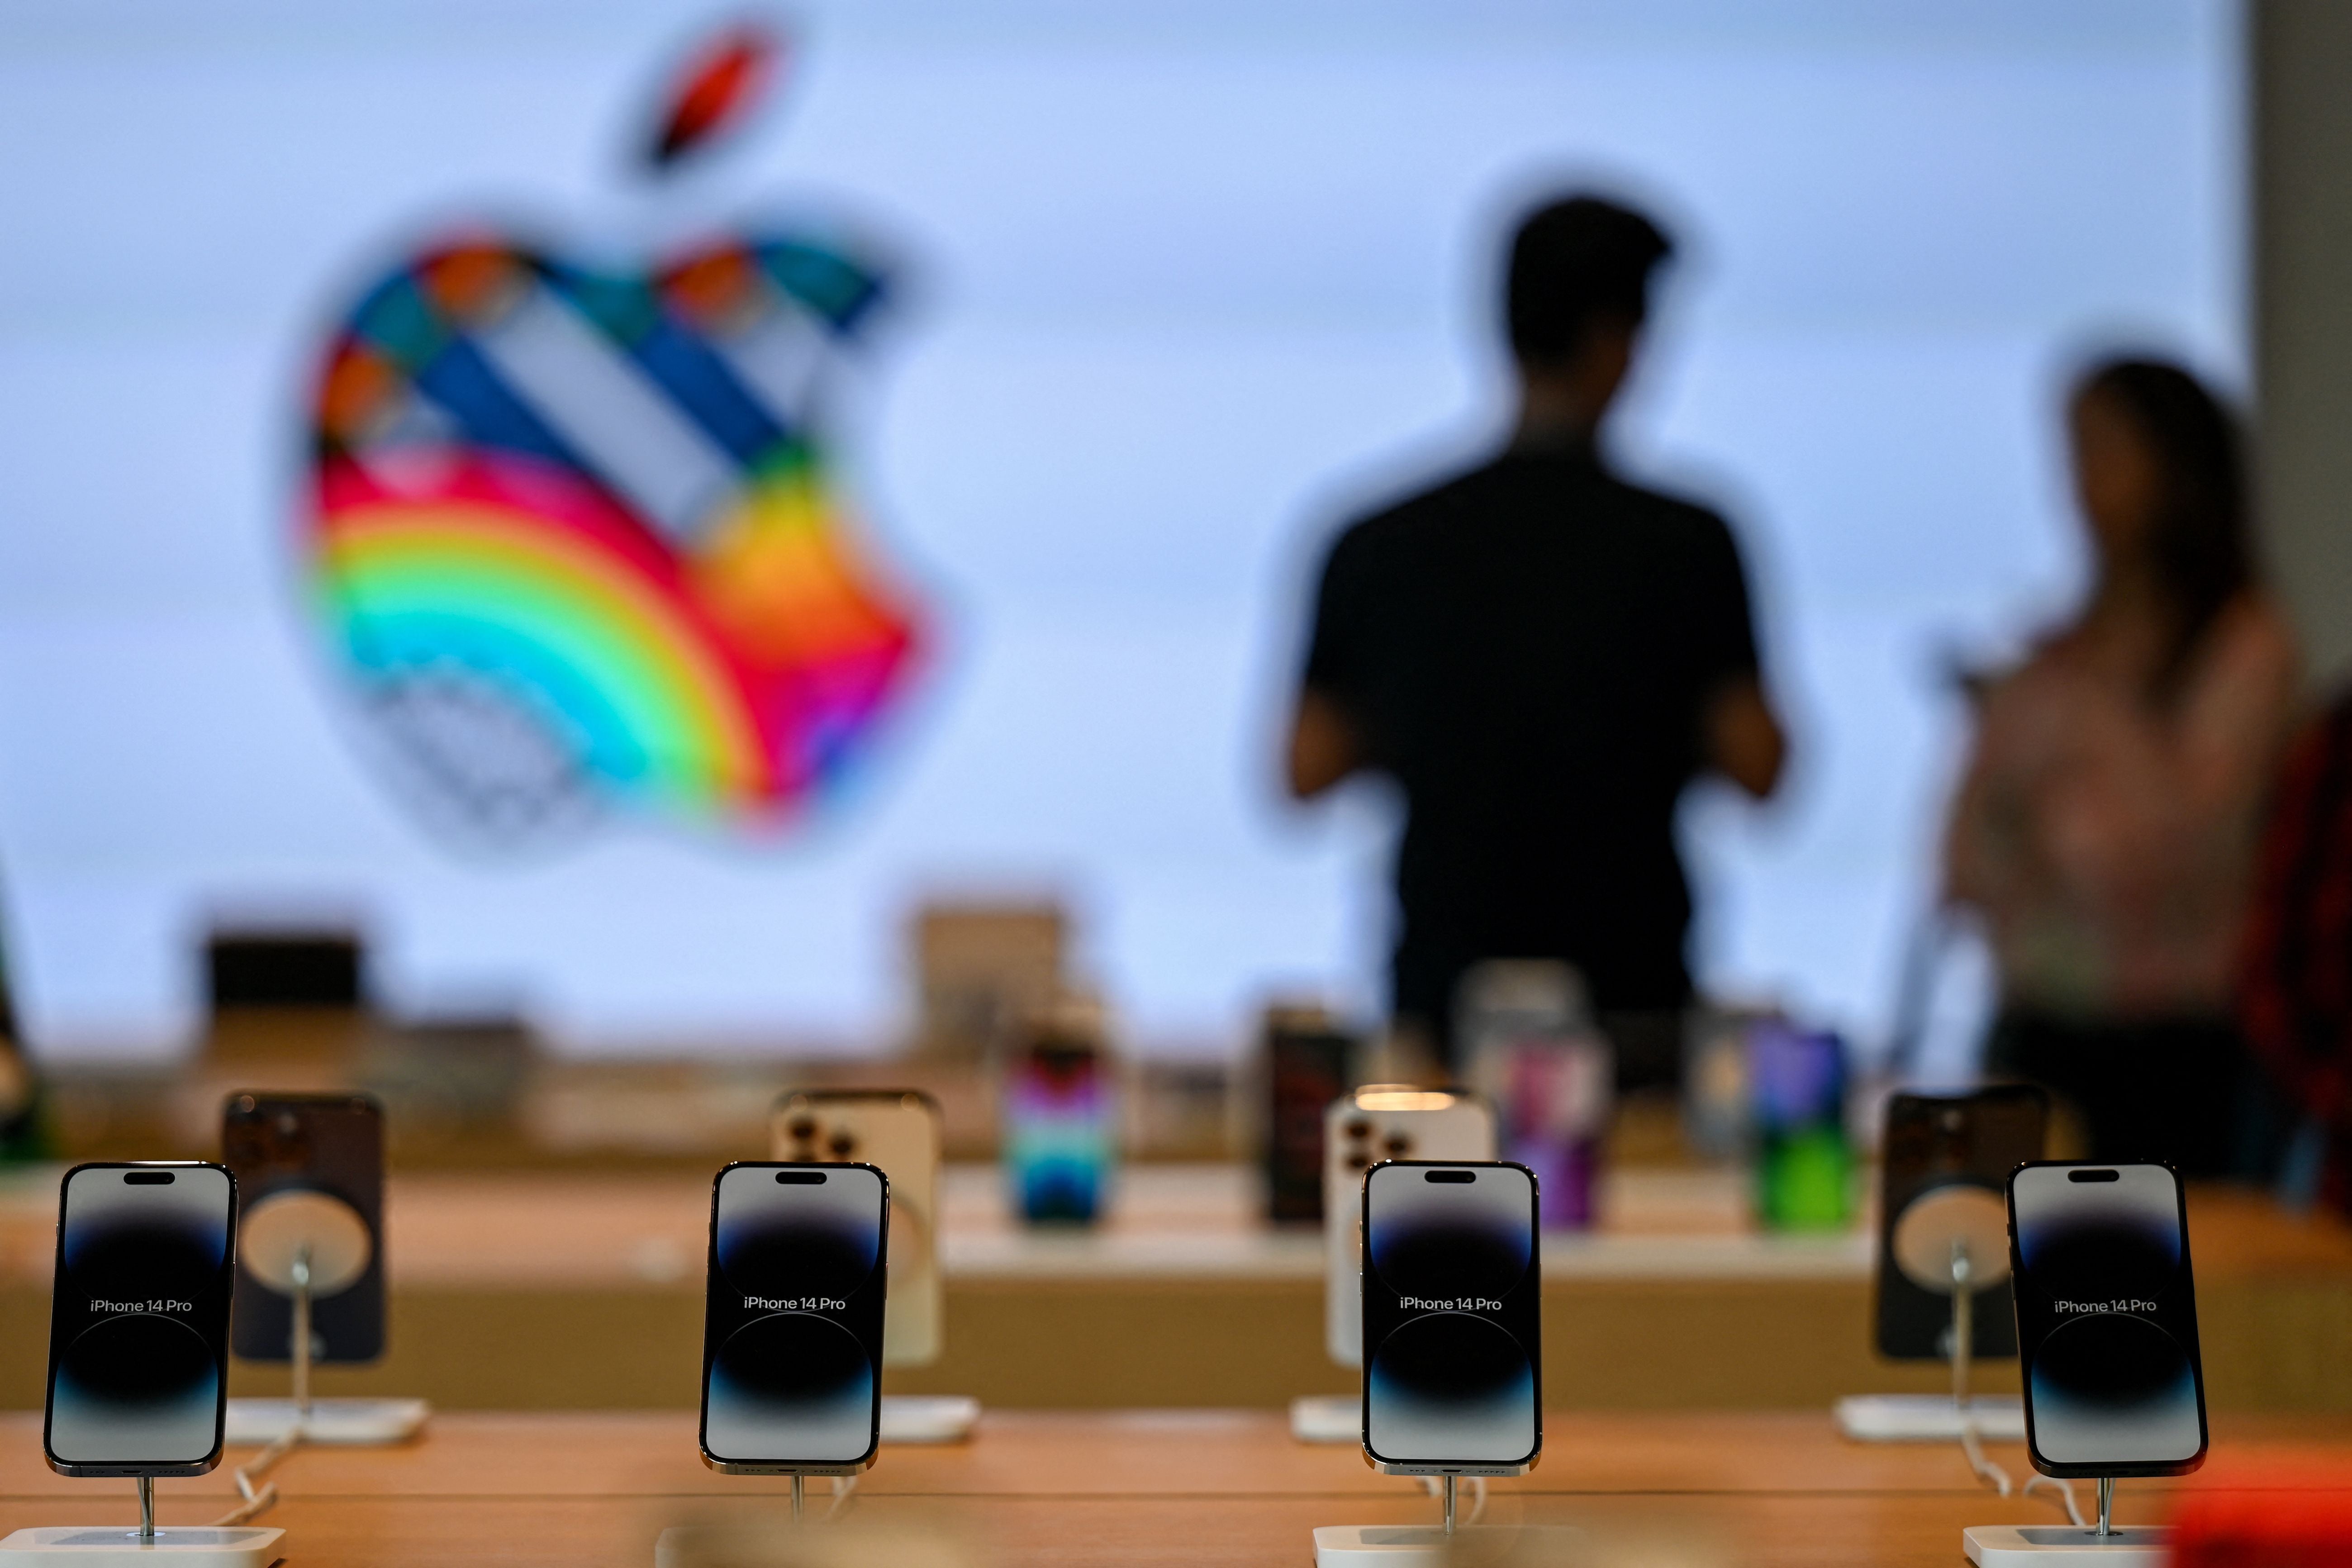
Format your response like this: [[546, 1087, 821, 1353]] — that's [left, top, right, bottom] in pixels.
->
[[1945, 1242, 2082, 1528], [2024, 1472, 2086, 1526], [211, 1422, 304, 1527], [1959, 1421, 2013, 1497], [1958, 1422, 2083, 1525]]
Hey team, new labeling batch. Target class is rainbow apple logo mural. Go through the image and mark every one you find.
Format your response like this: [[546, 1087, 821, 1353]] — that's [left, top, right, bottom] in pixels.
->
[[303, 24, 928, 844]]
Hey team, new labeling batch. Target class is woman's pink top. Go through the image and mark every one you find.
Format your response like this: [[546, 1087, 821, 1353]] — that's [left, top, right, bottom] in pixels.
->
[[1944, 595, 2300, 1020]]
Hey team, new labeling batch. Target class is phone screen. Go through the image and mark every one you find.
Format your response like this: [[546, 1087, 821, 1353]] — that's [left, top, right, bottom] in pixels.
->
[[1361, 1160, 1540, 1472], [223, 1093, 385, 1363], [2010, 1163, 2206, 1474], [699, 1162, 888, 1471], [45, 1163, 236, 1474]]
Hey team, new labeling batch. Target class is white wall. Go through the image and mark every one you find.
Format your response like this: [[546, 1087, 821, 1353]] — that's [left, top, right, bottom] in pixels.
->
[[0, 1, 2243, 1057]]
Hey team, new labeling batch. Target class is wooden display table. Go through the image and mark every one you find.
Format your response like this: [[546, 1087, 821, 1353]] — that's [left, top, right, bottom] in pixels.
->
[[0, 1410, 2343, 1566]]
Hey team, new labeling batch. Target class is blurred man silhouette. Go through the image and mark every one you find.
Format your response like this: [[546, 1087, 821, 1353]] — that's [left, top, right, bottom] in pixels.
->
[[1286, 194, 1787, 1086]]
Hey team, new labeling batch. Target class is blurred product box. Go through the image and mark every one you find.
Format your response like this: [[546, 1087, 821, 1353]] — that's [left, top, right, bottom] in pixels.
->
[[1459, 961, 1611, 1231], [1260, 1004, 1356, 1225], [1749, 1019, 1854, 1231], [910, 901, 1067, 1064], [1003, 989, 1116, 1225]]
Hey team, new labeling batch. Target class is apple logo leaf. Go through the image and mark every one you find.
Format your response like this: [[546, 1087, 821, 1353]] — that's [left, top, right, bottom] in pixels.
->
[[645, 21, 787, 172]]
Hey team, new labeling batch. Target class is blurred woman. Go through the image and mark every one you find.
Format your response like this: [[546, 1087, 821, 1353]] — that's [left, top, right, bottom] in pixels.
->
[[1944, 359, 2299, 1175]]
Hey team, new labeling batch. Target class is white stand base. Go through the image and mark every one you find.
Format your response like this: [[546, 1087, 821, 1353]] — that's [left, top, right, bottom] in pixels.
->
[[1312, 1525, 1583, 1565], [878, 1395, 979, 1444], [1291, 1394, 1359, 1444], [1963, 1525, 2171, 1565], [225, 1396, 430, 1445], [1836, 1394, 2025, 1442], [1313, 1525, 1451, 1566], [0, 1527, 284, 1566]]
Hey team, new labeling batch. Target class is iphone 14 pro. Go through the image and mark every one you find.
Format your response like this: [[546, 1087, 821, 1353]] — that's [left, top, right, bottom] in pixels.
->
[[45, 1162, 238, 1477], [2009, 1161, 2207, 1477], [699, 1161, 889, 1475], [1360, 1159, 1540, 1477]]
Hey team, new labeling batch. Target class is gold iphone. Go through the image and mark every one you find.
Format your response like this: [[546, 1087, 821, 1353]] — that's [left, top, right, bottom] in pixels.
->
[[772, 1090, 943, 1366]]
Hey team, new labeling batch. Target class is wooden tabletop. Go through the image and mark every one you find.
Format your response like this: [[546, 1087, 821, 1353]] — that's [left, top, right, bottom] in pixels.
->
[[0, 1410, 2345, 1566]]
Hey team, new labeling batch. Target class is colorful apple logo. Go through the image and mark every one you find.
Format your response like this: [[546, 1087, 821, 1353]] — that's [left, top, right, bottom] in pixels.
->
[[302, 23, 929, 844]]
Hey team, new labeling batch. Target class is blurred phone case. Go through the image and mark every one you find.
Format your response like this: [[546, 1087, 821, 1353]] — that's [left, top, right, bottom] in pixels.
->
[[1264, 1011, 1355, 1225], [1873, 1084, 2046, 1359], [1324, 1087, 1496, 1367], [771, 1090, 943, 1366], [1749, 1022, 1854, 1230], [1003, 1037, 1114, 1224], [221, 1093, 385, 1364]]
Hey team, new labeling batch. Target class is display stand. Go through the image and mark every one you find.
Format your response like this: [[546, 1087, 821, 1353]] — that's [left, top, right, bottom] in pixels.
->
[[876, 1395, 980, 1444], [1964, 1480, 2170, 1564], [222, 1189, 428, 1446], [1289, 1401, 1364, 1448], [1834, 1394, 2025, 1442], [0, 1322, 284, 1562], [1290, 1394, 1359, 1444], [0, 1475, 282, 1565], [1314, 1474, 1462, 1566], [1314, 1477, 1584, 1566], [1843, 1184, 2022, 1445], [0, 1514, 281, 1564]]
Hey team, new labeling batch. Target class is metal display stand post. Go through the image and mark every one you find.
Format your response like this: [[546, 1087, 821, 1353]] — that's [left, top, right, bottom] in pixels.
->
[[223, 1193, 428, 1446]]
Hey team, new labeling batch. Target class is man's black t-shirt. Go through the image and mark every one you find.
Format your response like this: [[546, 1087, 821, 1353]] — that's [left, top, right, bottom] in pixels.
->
[[1303, 443, 1762, 1029]]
